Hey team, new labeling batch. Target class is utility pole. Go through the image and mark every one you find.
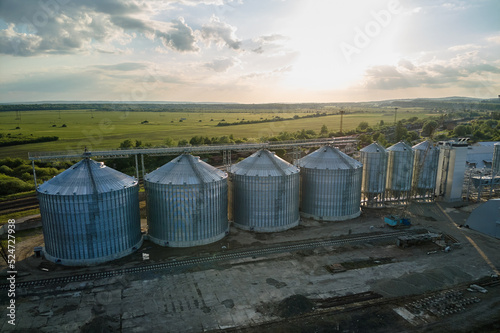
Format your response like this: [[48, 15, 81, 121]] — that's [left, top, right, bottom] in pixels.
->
[[394, 107, 398, 125], [15, 110, 21, 127], [339, 110, 345, 135]]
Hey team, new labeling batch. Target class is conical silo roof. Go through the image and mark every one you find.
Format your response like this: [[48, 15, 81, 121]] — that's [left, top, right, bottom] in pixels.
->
[[387, 141, 413, 152], [298, 146, 362, 170], [360, 142, 386, 153], [231, 149, 298, 176], [413, 140, 435, 150], [37, 158, 137, 196], [146, 154, 226, 185]]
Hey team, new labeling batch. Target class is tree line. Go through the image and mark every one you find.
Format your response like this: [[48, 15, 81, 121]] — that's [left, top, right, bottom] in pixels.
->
[[0, 133, 59, 147]]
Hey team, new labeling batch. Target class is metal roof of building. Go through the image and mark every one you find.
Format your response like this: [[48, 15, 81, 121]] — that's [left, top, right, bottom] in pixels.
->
[[466, 144, 496, 169], [466, 199, 500, 239], [298, 145, 362, 170], [387, 141, 413, 152], [37, 158, 137, 195], [230, 149, 298, 176], [474, 141, 500, 147], [145, 154, 227, 185], [360, 142, 386, 153]]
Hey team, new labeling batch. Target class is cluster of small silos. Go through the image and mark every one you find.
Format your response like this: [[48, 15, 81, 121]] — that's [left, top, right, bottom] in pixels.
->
[[37, 140, 445, 266], [360, 140, 441, 206]]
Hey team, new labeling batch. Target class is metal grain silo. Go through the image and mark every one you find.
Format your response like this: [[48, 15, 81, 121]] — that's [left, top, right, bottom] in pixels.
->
[[386, 141, 414, 204], [145, 154, 228, 247], [493, 143, 500, 175], [37, 158, 142, 266], [230, 149, 299, 232], [298, 146, 362, 221], [412, 140, 439, 201], [360, 142, 387, 207]]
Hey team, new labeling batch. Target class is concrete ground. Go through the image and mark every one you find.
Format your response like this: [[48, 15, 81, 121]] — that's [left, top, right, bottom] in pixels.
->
[[1, 201, 499, 332]]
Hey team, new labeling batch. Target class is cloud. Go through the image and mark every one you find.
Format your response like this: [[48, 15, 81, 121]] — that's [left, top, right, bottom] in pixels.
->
[[242, 65, 292, 80], [398, 59, 415, 70], [0, 24, 42, 56], [486, 34, 500, 44], [204, 57, 237, 72], [93, 62, 148, 71], [0, 0, 199, 56], [0, 71, 98, 94], [201, 16, 241, 50], [156, 18, 199, 52], [448, 43, 482, 52], [248, 34, 287, 54], [364, 54, 500, 90]]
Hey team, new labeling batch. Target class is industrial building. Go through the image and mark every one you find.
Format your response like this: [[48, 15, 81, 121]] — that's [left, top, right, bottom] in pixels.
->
[[145, 154, 229, 247], [359, 142, 387, 207], [298, 145, 362, 221], [494, 143, 500, 175], [435, 140, 469, 202], [230, 149, 300, 232], [37, 158, 142, 266], [463, 142, 500, 201]]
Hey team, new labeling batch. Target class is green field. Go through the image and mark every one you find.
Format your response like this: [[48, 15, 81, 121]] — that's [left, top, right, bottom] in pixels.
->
[[0, 108, 433, 159]]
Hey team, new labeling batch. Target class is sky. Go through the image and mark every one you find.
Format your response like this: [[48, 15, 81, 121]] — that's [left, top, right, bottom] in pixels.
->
[[0, 0, 499, 103]]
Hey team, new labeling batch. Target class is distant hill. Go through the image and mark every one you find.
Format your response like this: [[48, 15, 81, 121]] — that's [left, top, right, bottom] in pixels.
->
[[0, 97, 498, 112]]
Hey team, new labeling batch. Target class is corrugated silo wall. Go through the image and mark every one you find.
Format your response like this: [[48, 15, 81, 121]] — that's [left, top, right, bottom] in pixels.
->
[[146, 180, 228, 247], [228, 173, 234, 222], [300, 167, 362, 221], [360, 151, 387, 194], [386, 149, 414, 194], [232, 173, 299, 232], [493, 144, 500, 175], [38, 186, 142, 265], [413, 147, 440, 190]]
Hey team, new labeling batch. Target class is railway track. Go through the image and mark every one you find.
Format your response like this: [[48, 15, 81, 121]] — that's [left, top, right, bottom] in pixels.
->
[[0, 231, 408, 290]]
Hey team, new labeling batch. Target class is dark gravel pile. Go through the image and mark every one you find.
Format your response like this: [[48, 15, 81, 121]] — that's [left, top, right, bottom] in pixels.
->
[[276, 294, 314, 318]]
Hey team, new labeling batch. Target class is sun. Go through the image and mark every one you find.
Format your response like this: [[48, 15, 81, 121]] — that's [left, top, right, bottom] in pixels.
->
[[279, 0, 404, 92]]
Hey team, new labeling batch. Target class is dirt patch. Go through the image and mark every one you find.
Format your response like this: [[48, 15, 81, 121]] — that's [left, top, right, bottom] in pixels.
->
[[80, 315, 121, 333], [372, 266, 474, 297], [340, 257, 395, 270], [266, 278, 287, 289], [254, 233, 272, 241], [275, 294, 314, 318], [222, 299, 235, 309]]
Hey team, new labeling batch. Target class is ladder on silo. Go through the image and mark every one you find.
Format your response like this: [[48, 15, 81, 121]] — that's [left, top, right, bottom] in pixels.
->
[[223, 149, 232, 172], [268, 151, 287, 224], [85, 158, 99, 259], [187, 155, 205, 229]]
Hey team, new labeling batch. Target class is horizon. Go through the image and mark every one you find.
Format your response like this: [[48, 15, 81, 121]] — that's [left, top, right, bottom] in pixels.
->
[[1, 1, 500, 103], [1, 95, 498, 106]]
